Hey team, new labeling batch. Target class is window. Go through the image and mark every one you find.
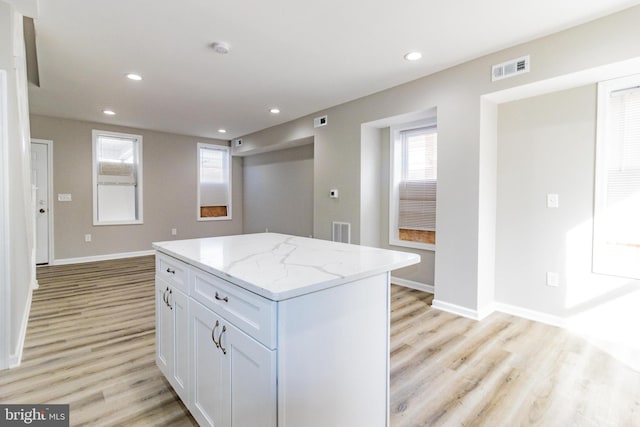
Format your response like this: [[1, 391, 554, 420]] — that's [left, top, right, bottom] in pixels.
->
[[390, 121, 437, 250], [197, 143, 231, 220], [92, 130, 142, 225], [594, 74, 640, 279]]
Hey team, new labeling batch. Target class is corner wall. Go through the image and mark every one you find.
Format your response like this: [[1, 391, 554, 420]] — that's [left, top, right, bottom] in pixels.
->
[[0, 0, 36, 368]]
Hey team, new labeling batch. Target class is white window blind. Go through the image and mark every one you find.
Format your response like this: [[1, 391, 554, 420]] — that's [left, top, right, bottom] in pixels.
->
[[92, 130, 143, 225], [199, 145, 230, 206], [96, 134, 138, 185], [594, 77, 640, 279], [398, 127, 437, 231]]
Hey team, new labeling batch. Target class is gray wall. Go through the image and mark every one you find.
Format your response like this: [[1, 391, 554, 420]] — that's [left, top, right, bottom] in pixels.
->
[[496, 84, 640, 316], [243, 144, 313, 237], [233, 6, 640, 314], [30, 114, 243, 261]]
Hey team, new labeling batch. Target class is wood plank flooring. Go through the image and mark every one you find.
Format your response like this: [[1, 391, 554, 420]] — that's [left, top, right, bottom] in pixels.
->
[[1, 256, 638, 426]]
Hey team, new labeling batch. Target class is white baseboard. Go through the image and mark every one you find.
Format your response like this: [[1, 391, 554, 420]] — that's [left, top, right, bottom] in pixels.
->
[[52, 249, 155, 266], [391, 276, 434, 293], [9, 286, 33, 368], [432, 297, 566, 327], [431, 298, 483, 320], [493, 302, 565, 328]]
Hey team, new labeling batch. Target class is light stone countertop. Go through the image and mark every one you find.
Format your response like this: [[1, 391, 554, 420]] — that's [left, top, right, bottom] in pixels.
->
[[153, 233, 420, 301]]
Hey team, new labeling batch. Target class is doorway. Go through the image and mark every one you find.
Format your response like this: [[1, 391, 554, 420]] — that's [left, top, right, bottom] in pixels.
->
[[31, 139, 52, 265]]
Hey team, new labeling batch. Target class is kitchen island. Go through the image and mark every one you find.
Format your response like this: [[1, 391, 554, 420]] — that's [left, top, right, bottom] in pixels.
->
[[153, 233, 420, 427]]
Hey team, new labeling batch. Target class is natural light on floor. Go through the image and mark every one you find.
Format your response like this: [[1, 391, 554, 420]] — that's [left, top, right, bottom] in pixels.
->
[[564, 217, 640, 372]]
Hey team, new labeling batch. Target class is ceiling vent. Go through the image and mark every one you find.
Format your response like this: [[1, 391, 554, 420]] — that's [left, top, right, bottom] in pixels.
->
[[491, 55, 530, 82]]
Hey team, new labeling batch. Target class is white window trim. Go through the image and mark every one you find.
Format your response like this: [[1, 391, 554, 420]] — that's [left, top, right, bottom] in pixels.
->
[[92, 129, 143, 226], [593, 73, 640, 279], [389, 118, 437, 251], [197, 143, 232, 221]]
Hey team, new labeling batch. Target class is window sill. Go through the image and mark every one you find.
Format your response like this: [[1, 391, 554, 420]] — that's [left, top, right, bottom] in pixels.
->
[[389, 238, 435, 252], [197, 216, 232, 222]]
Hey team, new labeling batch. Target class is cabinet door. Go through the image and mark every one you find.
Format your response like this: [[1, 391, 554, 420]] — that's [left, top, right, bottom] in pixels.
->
[[221, 321, 276, 427], [155, 279, 173, 377], [191, 300, 228, 427], [169, 287, 189, 403]]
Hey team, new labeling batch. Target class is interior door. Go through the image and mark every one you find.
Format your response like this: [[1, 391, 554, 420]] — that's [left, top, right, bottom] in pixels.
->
[[31, 141, 49, 264]]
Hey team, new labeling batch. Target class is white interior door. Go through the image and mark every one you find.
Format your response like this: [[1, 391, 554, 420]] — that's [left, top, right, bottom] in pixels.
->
[[31, 141, 49, 264]]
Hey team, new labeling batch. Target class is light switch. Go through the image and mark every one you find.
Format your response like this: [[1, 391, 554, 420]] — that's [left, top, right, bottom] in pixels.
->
[[547, 193, 559, 208], [58, 193, 72, 202]]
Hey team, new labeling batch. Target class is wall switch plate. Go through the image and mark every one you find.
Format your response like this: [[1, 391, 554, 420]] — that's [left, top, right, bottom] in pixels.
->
[[58, 193, 72, 202], [84, 234, 92, 242], [329, 189, 339, 199], [546, 272, 559, 287], [547, 193, 559, 208], [171, 228, 177, 236]]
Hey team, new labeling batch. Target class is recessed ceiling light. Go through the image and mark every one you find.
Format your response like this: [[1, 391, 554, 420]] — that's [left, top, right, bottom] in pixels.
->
[[211, 41, 230, 55], [269, 108, 280, 114], [218, 129, 227, 134], [103, 109, 116, 115], [126, 73, 142, 81], [404, 51, 422, 61]]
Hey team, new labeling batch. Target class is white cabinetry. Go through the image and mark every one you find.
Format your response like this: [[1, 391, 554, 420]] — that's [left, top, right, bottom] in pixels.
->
[[190, 299, 276, 427], [155, 254, 190, 404], [154, 233, 420, 427]]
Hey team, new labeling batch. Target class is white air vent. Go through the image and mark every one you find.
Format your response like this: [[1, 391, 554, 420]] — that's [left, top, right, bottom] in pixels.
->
[[314, 115, 328, 128], [332, 221, 351, 244], [492, 55, 530, 82]]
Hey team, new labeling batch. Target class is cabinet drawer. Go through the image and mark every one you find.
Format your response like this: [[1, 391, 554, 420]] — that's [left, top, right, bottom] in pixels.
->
[[156, 253, 189, 294], [191, 269, 276, 349]]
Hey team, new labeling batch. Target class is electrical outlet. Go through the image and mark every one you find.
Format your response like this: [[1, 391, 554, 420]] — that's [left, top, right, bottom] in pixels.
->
[[171, 228, 177, 236], [84, 234, 92, 242], [546, 272, 559, 287], [547, 193, 559, 208]]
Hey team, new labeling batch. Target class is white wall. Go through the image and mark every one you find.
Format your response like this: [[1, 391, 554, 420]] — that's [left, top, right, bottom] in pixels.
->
[[0, 0, 36, 369], [243, 144, 314, 237], [496, 84, 640, 369], [235, 6, 640, 316]]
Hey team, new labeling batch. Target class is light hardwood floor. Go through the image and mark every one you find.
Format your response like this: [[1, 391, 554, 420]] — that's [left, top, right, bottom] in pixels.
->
[[1, 256, 638, 426]]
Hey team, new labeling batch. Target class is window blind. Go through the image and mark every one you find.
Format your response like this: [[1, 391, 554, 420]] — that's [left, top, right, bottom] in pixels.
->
[[96, 134, 138, 185], [603, 86, 640, 246], [199, 146, 230, 206], [398, 127, 437, 231]]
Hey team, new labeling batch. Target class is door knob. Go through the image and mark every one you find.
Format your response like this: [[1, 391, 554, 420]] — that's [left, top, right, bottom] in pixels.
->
[[39, 208, 46, 213]]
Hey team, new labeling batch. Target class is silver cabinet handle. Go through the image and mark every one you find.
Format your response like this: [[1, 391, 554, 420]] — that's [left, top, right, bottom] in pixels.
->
[[218, 325, 227, 355], [168, 289, 173, 310], [166, 267, 175, 274], [214, 292, 229, 303], [163, 287, 169, 305], [211, 320, 220, 348]]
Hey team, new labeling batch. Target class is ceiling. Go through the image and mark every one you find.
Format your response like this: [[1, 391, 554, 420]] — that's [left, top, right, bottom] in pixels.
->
[[28, 0, 640, 140]]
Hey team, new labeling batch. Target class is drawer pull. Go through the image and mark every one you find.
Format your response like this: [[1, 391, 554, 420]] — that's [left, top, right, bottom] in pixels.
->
[[166, 267, 176, 274], [163, 286, 169, 305], [214, 292, 229, 303], [211, 320, 220, 348], [219, 325, 227, 355]]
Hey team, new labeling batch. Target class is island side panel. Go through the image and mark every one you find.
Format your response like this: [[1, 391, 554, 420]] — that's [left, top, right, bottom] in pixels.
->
[[277, 272, 390, 427]]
